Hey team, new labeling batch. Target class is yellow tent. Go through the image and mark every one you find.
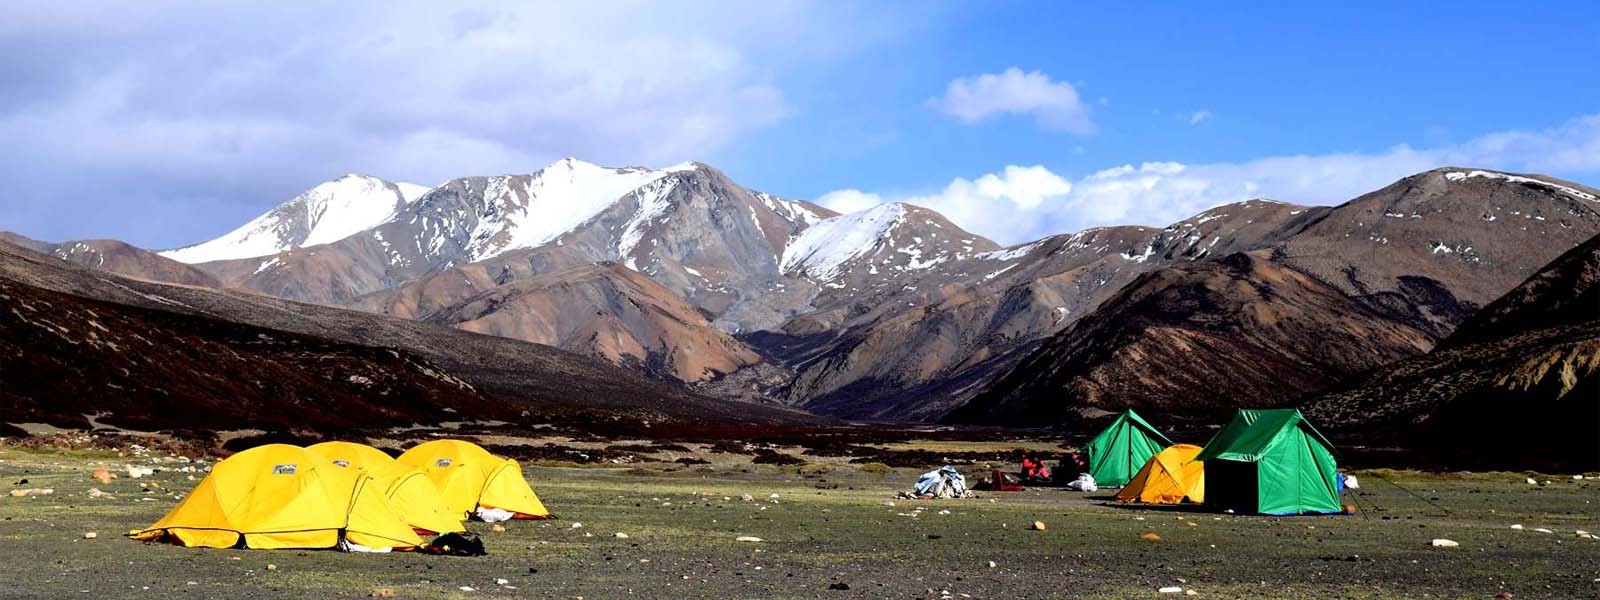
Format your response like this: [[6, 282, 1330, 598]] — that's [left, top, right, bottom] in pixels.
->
[[1116, 443, 1206, 504], [307, 441, 466, 536], [129, 444, 423, 550], [397, 440, 551, 519]]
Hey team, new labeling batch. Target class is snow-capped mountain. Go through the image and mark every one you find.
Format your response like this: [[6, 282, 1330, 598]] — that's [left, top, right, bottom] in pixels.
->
[[161, 174, 429, 264], [107, 161, 1600, 424]]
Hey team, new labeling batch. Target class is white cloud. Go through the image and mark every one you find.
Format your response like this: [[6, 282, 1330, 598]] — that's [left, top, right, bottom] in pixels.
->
[[928, 68, 1094, 134], [818, 114, 1600, 244], [815, 189, 884, 214], [1189, 110, 1212, 125], [0, 1, 905, 246]]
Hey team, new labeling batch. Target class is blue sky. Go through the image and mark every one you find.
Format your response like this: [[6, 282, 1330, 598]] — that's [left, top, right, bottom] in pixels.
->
[[3, 2, 1598, 247]]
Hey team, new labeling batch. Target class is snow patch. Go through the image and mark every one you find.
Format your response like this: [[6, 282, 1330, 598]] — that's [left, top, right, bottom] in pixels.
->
[[977, 240, 1044, 262], [161, 174, 425, 264], [1445, 170, 1596, 202], [468, 158, 680, 262], [781, 204, 905, 281]]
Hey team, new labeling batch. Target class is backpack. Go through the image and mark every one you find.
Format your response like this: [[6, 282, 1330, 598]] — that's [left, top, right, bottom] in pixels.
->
[[422, 531, 487, 556]]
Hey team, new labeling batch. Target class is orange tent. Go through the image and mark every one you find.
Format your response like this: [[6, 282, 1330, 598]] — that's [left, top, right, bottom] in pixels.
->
[[307, 441, 466, 535], [397, 440, 551, 519], [1116, 443, 1205, 504]]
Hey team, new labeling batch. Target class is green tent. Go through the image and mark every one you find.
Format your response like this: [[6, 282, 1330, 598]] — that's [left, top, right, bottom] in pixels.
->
[[1195, 409, 1342, 515], [1084, 410, 1174, 487]]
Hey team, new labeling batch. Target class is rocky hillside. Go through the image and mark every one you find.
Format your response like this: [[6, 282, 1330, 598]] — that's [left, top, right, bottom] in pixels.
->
[[954, 251, 1434, 424], [354, 261, 760, 382], [760, 199, 1313, 420], [1, 273, 496, 432], [160, 174, 429, 264], [1304, 233, 1600, 469], [35, 162, 1600, 425], [0, 240, 812, 432], [950, 169, 1600, 425], [1, 232, 221, 288], [1270, 168, 1600, 338]]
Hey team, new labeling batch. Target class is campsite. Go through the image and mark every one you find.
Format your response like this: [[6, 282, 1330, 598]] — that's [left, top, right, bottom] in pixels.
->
[[4, 4, 1600, 599], [3, 422, 1598, 599]]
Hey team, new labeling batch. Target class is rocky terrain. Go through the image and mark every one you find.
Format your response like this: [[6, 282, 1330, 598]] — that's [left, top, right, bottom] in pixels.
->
[[1305, 233, 1600, 469], [0, 232, 222, 288], [953, 251, 1435, 424], [0, 240, 813, 434], [359, 261, 760, 382], [0, 273, 497, 432], [14, 161, 1600, 428], [948, 169, 1600, 424]]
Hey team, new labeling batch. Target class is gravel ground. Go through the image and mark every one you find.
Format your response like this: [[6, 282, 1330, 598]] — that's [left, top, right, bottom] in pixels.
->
[[1, 446, 1597, 599]]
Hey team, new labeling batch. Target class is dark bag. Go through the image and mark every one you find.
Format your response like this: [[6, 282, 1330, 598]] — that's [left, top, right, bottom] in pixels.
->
[[423, 531, 487, 556]]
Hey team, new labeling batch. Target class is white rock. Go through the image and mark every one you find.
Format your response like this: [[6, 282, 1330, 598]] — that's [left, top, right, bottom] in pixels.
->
[[495, 578, 509, 585], [1535, 528, 1554, 534], [987, 561, 996, 568], [459, 586, 475, 592], [1430, 539, 1459, 548], [570, 522, 583, 529], [615, 532, 630, 539], [1510, 524, 1524, 530], [1158, 586, 1184, 593], [736, 536, 763, 542], [1526, 477, 1538, 485]]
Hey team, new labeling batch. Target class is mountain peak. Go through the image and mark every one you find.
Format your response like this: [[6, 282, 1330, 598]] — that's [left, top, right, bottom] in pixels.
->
[[159, 174, 423, 264]]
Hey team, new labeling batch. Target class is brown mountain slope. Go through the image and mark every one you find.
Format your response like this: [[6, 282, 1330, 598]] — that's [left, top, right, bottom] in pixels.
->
[[354, 261, 759, 382], [0, 240, 812, 431], [1304, 233, 1600, 469], [1, 232, 222, 288], [754, 200, 1334, 420], [0, 274, 496, 432], [952, 252, 1434, 425], [1268, 168, 1600, 338], [944, 169, 1600, 426]]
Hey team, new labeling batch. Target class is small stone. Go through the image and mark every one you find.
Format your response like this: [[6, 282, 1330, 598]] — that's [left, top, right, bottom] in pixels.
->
[[828, 583, 850, 591], [1141, 533, 1162, 541], [614, 532, 629, 539], [1158, 586, 1183, 594], [1185, 521, 1198, 527], [1430, 538, 1459, 548], [1029, 521, 1046, 531], [266, 564, 278, 571], [82, 532, 98, 539], [495, 578, 509, 585], [736, 536, 763, 542], [1525, 477, 1538, 485], [1510, 524, 1523, 530], [490, 524, 506, 533], [91, 469, 113, 484], [459, 586, 475, 592], [1185, 591, 1198, 597], [370, 588, 396, 598], [570, 522, 583, 529], [986, 561, 996, 568]]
